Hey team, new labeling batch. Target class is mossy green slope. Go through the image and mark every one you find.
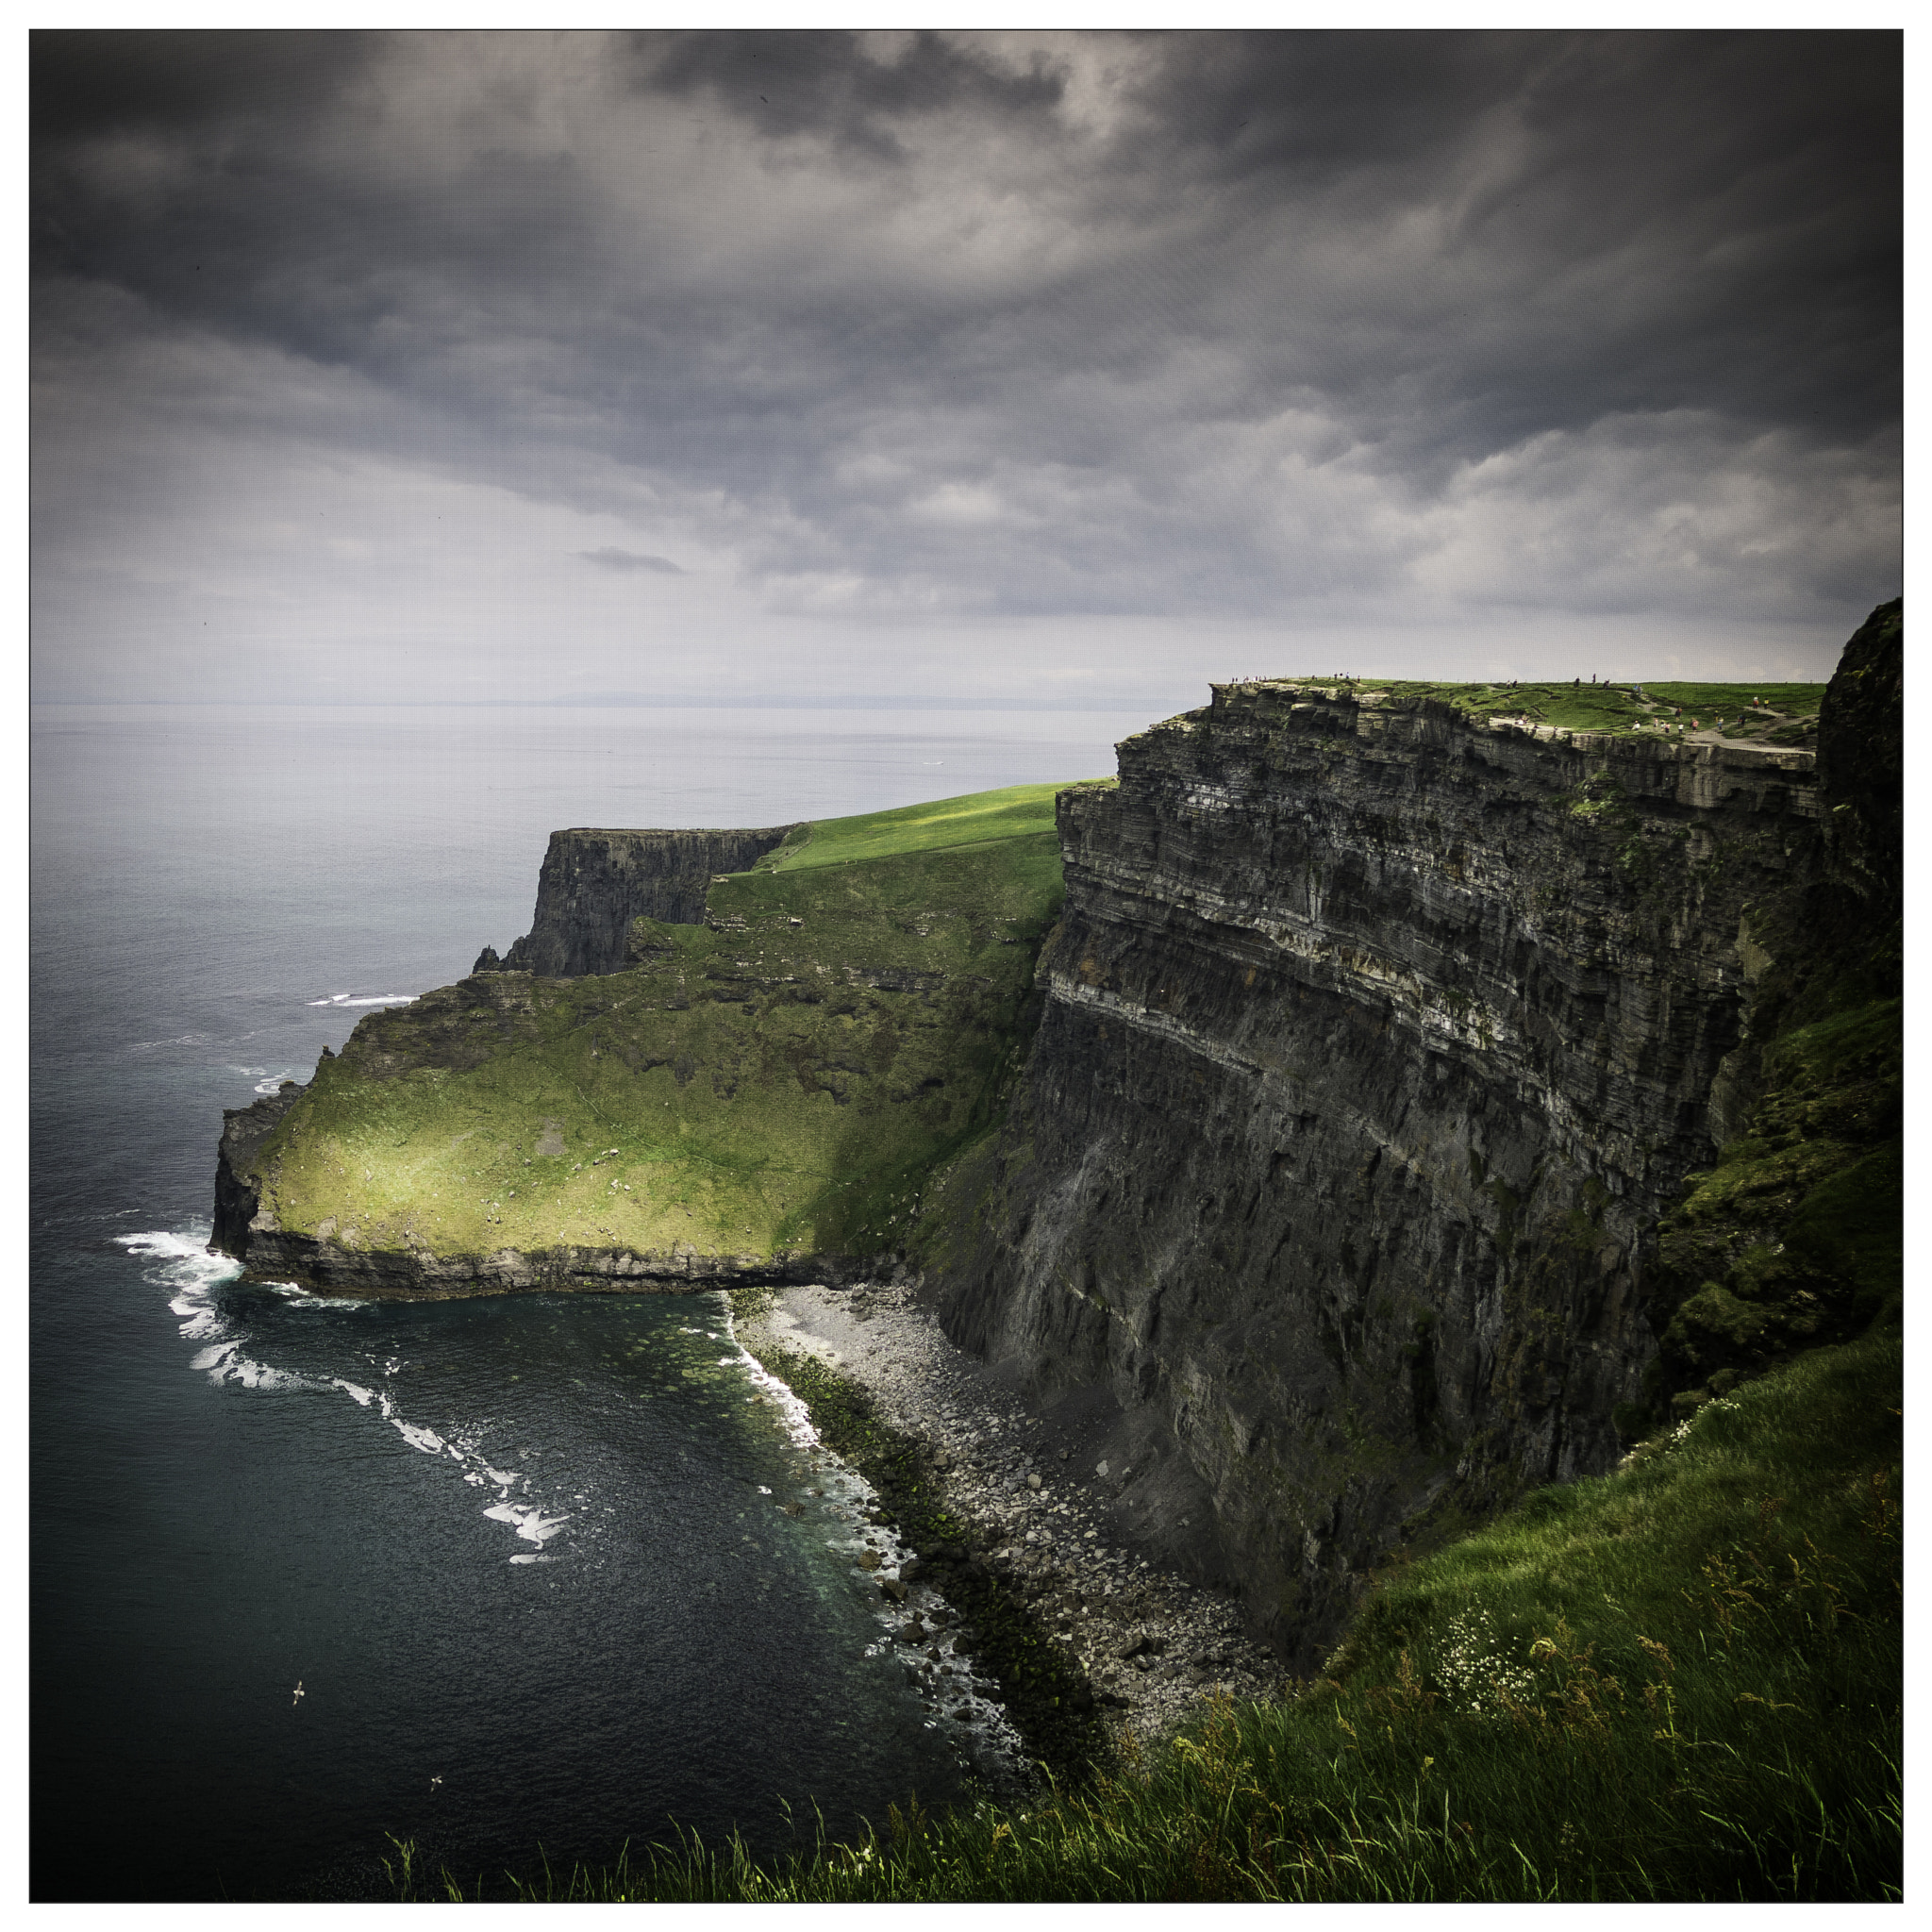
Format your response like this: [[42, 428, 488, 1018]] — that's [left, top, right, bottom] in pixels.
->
[[250, 784, 1088, 1272]]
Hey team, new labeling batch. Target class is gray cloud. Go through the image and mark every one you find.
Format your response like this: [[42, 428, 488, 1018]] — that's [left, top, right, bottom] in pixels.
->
[[29, 29, 1900, 704], [576, 547, 683, 574]]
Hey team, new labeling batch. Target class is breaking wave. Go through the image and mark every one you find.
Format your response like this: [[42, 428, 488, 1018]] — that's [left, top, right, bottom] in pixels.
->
[[119, 1227, 569, 1563]]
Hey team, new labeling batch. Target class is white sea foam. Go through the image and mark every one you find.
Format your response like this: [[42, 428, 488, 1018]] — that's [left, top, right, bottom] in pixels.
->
[[391, 1419, 446, 1455], [718, 1302, 822, 1454], [186, 1337, 315, 1391], [222, 1357, 314, 1391], [268, 1284, 367, 1309], [484, 1501, 571, 1552], [335, 1380, 375, 1406], [119, 1228, 242, 1285], [308, 992, 416, 1008], [122, 1230, 243, 1343]]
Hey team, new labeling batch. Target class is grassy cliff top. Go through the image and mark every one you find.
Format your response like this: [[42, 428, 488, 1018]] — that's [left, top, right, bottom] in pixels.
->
[[1225, 677, 1825, 742], [757, 783, 1083, 874], [247, 782, 1099, 1274]]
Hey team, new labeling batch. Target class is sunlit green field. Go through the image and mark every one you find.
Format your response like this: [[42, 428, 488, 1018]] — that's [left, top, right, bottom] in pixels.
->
[[251, 785, 1098, 1267]]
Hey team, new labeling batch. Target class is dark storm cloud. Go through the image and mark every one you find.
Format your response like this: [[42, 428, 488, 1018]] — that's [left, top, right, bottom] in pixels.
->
[[30, 27, 1900, 699], [1111, 31, 1899, 455], [641, 27, 1064, 158], [31, 28, 379, 143]]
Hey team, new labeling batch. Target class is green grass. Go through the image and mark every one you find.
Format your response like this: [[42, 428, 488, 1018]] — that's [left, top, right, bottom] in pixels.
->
[[397, 1328, 1898, 1901], [1244, 678, 1825, 741], [248, 785, 1094, 1273], [756, 783, 1091, 874], [1644, 957, 1900, 1417]]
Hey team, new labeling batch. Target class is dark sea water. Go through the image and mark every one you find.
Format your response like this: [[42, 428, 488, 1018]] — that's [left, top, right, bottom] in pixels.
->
[[29, 702, 1139, 1901]]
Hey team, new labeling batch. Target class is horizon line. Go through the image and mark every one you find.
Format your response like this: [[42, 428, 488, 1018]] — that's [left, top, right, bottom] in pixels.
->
[[27, 692, 1169, 713]]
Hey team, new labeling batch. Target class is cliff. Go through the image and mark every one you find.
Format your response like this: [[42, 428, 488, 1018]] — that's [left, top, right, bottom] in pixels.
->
[[921, 654, 1879, 1663], [1641, 601, 1902, 1412], [209, 626, 1899, 1669], [214, 788, 1069, 1297], [475, 825, 799, 978], [212, 1079, 310, 1257]]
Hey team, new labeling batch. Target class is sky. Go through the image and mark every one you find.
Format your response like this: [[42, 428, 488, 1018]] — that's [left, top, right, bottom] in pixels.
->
[[29, 27, 1903, 711]]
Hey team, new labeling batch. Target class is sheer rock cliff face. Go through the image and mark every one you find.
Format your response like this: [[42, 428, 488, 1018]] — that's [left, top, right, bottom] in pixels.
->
[[212, 1081, 309, 1259], [931, 689, 1821, 1665], [474, 826, 798, 978]]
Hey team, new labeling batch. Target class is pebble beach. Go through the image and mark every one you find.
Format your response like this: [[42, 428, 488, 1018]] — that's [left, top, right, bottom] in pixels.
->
[[736, 1279, 1286, 1765]]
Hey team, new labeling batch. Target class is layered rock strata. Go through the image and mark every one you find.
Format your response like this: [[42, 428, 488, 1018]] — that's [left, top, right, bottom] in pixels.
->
[[475, 825, 797, 978], [931, 685, 1823, 1664]]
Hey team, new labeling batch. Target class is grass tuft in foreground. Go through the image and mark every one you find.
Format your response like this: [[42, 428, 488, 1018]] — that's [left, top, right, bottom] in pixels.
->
[[397, 1325, 1898, 1902]]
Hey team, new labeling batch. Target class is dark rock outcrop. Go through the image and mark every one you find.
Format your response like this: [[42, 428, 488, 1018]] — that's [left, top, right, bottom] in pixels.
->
[[1640, 600, 1903, 1410], [1815, 599, 1904, 928], [475, 825, 798, 977], [930, 675, 1830, 1664], [212, 1073, 316, 1256], [228, 1226, 838, 1300]]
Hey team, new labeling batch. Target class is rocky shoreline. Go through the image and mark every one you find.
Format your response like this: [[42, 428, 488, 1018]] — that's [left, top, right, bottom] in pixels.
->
[[734, 1278, 1287, 1761]]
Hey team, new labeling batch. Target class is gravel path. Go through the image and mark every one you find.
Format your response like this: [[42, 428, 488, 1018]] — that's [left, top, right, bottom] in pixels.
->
[[740, 1279, 1287, 1757]]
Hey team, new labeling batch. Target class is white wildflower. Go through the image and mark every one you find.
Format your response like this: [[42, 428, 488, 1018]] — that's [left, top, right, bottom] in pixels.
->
[[1434, 1603, 1538, 1716]]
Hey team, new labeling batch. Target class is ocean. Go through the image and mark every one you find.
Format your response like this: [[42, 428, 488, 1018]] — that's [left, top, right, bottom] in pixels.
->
[[28, 701, 1144, 1901]]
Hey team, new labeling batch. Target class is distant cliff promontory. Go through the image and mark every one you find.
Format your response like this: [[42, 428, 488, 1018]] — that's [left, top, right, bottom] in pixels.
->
[[474, 824, 799, 978]]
